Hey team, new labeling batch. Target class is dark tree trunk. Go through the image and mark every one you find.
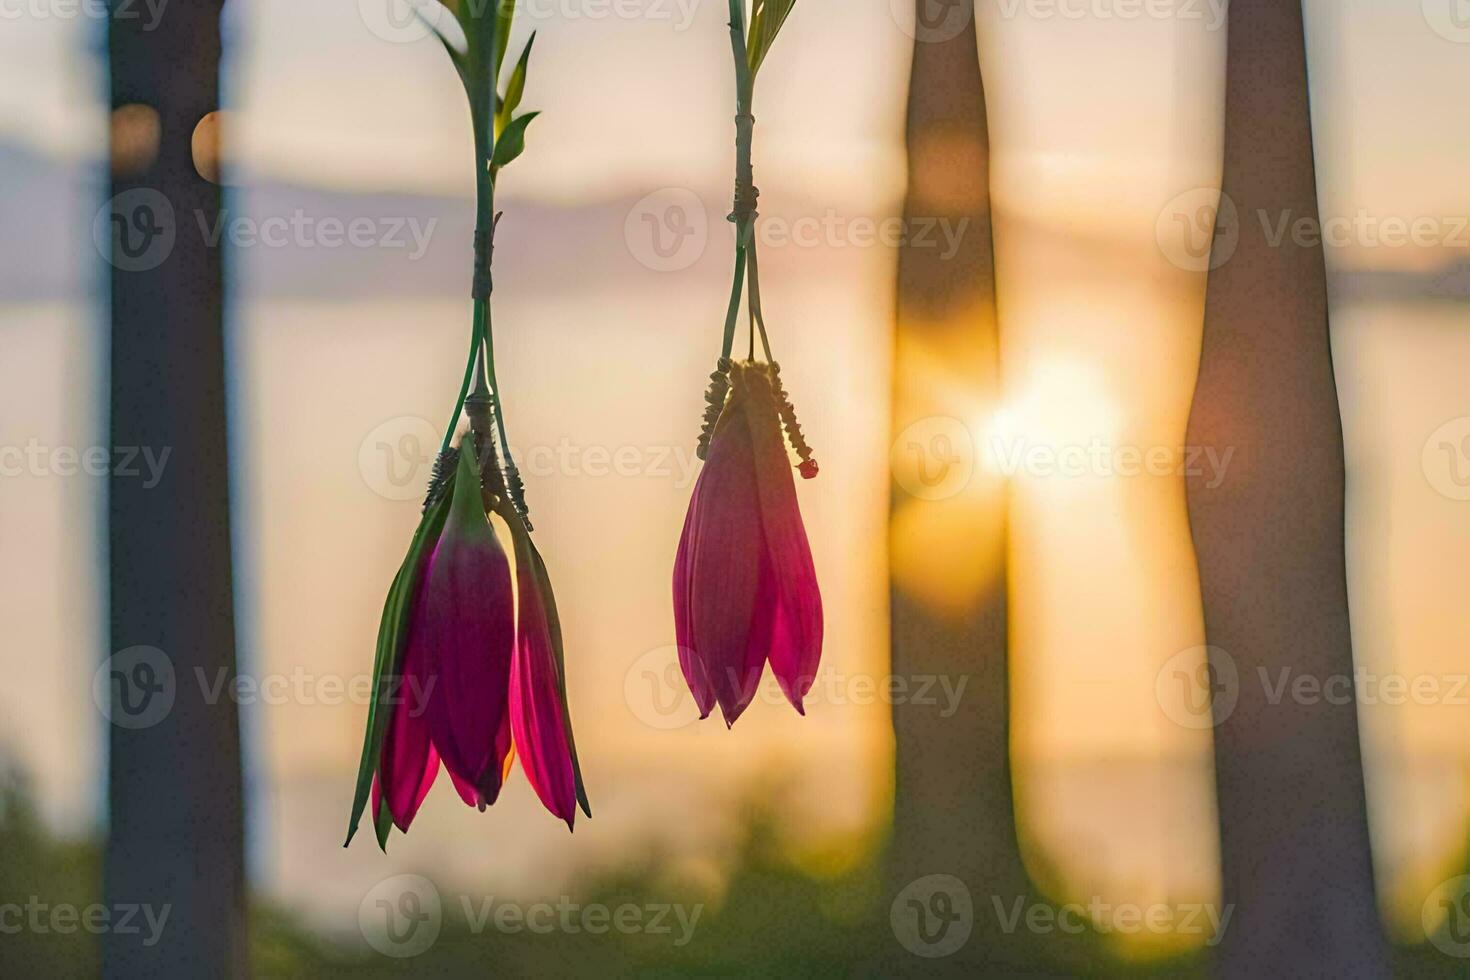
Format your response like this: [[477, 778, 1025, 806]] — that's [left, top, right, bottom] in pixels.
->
[[1185, 1, 1386, 976], [888, 2, 1034, 972], [104, 2, 247, 976]]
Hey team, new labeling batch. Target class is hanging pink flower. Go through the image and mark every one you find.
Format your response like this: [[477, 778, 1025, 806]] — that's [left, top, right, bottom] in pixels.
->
[[675, 361, 822, 726]]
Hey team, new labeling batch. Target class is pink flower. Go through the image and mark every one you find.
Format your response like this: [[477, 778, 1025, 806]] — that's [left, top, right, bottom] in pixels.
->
[[349, 437, 588, 847], [674, 361, 823, 726]]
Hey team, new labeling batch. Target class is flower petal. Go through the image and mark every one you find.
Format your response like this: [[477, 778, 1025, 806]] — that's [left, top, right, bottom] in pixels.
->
[[688, 389, 766, 724], [673, 479, 716, 719], [413, 440, 515, 804], [509, 539, 578, 828], [738, 363, 823, 711], [378, 672, 440, 830]]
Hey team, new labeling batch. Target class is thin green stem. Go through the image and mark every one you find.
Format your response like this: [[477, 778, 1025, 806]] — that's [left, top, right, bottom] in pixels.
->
[[721, 247, 747, 361], [746, 238, 772, 361], [440, 309, 483, 455]]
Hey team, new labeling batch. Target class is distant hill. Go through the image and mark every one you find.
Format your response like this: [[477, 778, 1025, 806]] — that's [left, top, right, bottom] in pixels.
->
[[3, 140, 1464, 307]]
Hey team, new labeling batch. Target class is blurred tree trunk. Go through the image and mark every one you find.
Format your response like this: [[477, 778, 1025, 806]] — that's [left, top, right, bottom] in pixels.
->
[[105, 2, 247, 977], [1185, 1, 1386, 976], [888, 2, 1034, 972]]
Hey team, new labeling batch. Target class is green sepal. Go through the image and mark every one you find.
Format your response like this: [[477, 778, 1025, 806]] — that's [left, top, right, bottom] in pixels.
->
[[343, 481, 453, 847], [500, 505, 592, 819], [496, 32, 536, 136], [373, 794, 395, 852], [747, 0, 797, 76], [490, 111, 539, 174], [448, 434, 499, 542]]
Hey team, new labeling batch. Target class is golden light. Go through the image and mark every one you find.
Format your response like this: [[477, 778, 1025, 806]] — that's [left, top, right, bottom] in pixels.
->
[[109, 103, 160, 177]]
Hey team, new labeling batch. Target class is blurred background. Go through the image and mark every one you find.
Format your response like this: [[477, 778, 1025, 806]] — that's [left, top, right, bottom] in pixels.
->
[[0, 0, 1467, 975]]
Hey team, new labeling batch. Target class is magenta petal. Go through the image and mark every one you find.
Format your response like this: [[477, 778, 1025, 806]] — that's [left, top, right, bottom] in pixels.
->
[[410, 443, 515, 804], [509, 561, 578, 828], [411, 536, 514, 802], [378, 673, 440, 830], [720, 551, 779, 726], [688, 402, 766, 724], [742, 369, 823, 711], [672, 480, 716, 718]]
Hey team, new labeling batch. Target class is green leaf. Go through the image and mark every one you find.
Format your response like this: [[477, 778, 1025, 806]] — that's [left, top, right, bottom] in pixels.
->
[[494, 0, 516, 79], [502, 508, 592, 818], [343, 486, 452, 847], [747, 0, 797, 76], [496, 32, 536, 134], [490, 111, 539, 173]]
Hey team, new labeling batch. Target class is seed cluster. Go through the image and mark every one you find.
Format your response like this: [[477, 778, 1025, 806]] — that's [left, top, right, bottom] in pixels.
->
[[768, 362, 818, 480], [423, 448, 460, 514], [695, 357, 733, 461]]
